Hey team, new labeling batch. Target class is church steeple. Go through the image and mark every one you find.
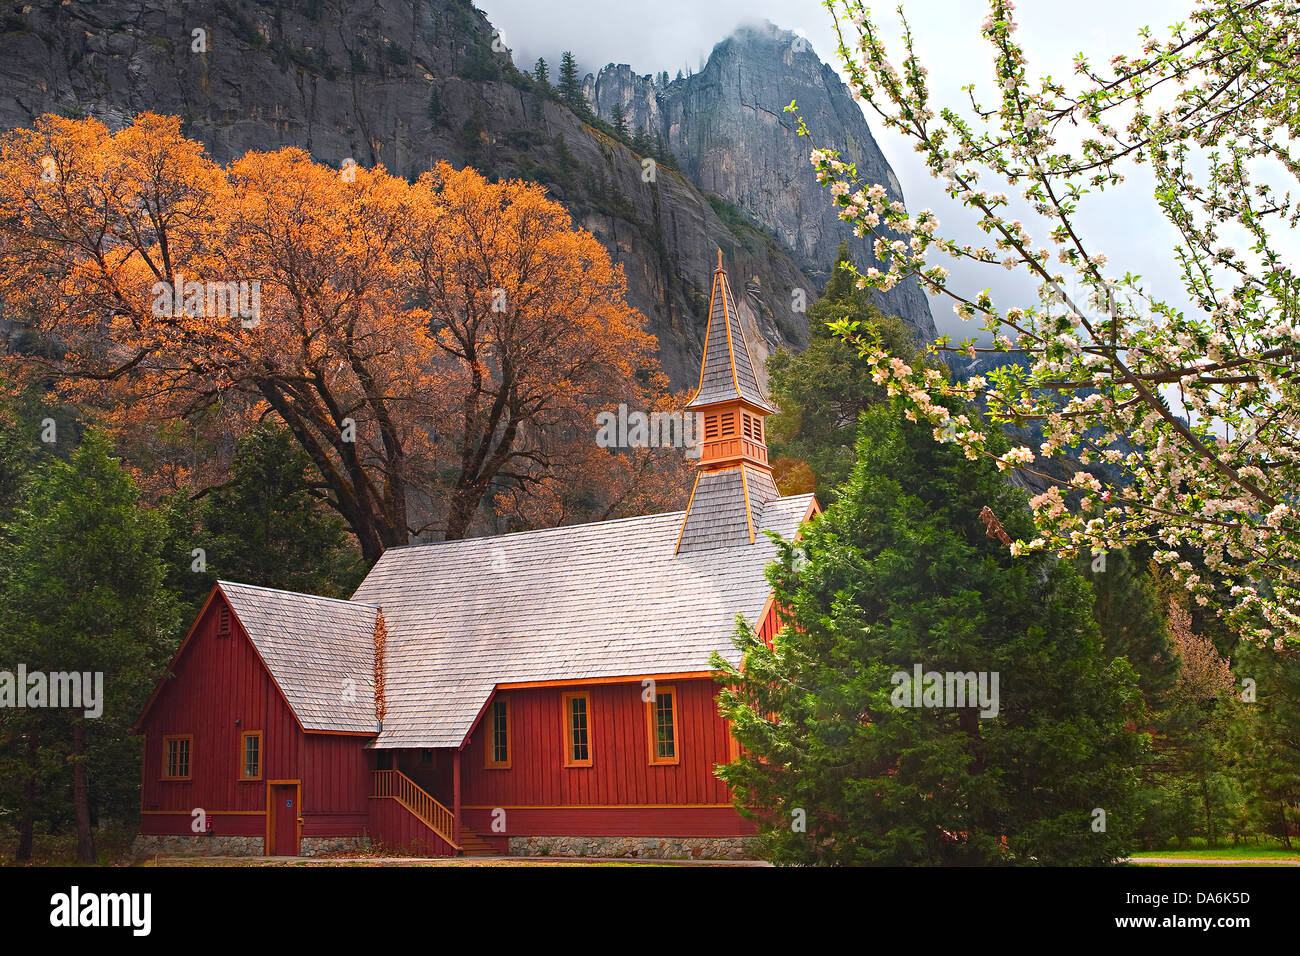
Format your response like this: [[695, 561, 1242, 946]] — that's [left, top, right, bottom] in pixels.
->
[[675, 252, 780, 554]]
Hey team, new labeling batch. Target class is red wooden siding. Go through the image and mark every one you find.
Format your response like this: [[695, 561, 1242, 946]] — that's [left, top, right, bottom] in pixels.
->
[[458, 677, 750, 836], [367, 798, 457, 856], [756, 598, 782, 648], [300, 735, 371, 837], [137, 589, 372, 843]]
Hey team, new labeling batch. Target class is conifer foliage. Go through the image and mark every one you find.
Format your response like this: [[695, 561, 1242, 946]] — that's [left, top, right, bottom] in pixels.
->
[[715, 405, 1147, 864]]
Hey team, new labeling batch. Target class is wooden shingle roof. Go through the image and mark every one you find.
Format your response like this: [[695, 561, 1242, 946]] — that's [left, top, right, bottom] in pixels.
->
[[351, 493, 816, 749], [218, 581, 379, 734], [686, 257, 776, 412], [677, 463, 781, 553]]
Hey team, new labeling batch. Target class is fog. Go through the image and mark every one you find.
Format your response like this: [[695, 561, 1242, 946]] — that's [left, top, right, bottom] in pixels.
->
[[477, 0, 1215, 343]]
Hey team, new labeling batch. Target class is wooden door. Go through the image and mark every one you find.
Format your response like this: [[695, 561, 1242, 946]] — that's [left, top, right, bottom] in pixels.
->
[[267, 781, 300, 856]]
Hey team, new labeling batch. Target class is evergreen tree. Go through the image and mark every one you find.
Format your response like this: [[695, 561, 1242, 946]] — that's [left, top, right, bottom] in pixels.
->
[[0, 398, 37, 524], [1229, 638, 1300, 846], [714, 404, 1147, 865], [532, 57, 551, 91], [652, 131, 678, 171], [1131, 568, 1242, 847], [1070, 549, 1206, 847], [157, 486, 216, 623], [1075, 549, 1175, 696], [630, 127, 652, 156], [557, 51, 585, 113], [201, 423, 366, 597], [611, 103, 629, 137], [0, 433, 179, 862], [766, 243, 922, 503]]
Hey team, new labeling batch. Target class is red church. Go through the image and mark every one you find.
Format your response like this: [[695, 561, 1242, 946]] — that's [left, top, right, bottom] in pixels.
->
[[133, 255, 818, 859]]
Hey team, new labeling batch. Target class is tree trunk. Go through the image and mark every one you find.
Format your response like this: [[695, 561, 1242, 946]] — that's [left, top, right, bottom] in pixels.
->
[[444, 487, 482, 541], [1200, 775, 1214, 847], [14, 730, 38, 863], [73, 722, 95, 864]]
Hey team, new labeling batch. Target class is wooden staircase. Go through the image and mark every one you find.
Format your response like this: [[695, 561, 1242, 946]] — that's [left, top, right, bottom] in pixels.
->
[[372, 769, 461, 854], [457, 828, 499, 857]]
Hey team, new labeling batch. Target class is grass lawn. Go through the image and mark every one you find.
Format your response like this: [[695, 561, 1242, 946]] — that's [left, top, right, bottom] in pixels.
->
[[1135, 846, 1299, 860], [1127, 840, 1300, 866]]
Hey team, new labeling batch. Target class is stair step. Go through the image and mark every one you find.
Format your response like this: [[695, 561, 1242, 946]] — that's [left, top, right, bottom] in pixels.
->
[[458, 829, 499, 856]]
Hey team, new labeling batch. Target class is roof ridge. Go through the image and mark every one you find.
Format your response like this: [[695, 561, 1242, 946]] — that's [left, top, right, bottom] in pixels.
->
[[377, 492, 816, 557], [381, 507, 691, 553], [217, 580, 381, 609]]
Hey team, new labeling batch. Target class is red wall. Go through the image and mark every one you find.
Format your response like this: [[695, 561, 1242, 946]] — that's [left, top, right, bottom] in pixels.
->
[[367, 798, 457, 856], [137, 590, 372, 842], [458, 678, 750, 837], [757, 598, 782, 647]]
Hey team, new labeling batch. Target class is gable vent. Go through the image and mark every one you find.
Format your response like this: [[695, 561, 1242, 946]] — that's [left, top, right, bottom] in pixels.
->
[[217, 604, 231, 637]]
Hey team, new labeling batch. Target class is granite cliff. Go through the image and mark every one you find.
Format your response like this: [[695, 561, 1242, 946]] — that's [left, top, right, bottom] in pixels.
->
[[586, 21, 934, 330], [0, 1, 935, 389]]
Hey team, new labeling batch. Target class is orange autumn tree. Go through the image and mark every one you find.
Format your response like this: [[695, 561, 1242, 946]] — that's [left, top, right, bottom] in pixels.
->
[[406, 162, 684, 539], [0, 113, 686, 562]]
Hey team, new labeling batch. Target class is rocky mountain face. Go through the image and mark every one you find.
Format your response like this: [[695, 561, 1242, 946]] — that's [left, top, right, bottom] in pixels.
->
[[0, 0, 934, 390], [587, 22, 935, 333]]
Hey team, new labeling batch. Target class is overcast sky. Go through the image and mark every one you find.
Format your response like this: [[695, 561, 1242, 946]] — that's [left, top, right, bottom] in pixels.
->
[[476, 0, 1211, 341]]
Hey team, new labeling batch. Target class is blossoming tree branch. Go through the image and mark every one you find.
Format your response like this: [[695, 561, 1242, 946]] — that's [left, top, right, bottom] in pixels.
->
[[796, 0, 1300, 645]]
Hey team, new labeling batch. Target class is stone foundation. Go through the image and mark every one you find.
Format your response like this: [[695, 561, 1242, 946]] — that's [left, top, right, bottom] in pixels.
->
[[131, 833, 370, 860], [508, 836, 757, 861], [131, 834, 263, 860], [299, 836, 370, 856]]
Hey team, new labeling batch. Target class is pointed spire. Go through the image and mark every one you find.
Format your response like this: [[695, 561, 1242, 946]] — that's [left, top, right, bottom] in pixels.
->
[[686, 252, 775, 413], [676, 252, 780, 554]]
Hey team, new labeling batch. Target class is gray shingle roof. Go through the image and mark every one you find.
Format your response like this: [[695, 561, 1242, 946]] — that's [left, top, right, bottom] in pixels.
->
[[218, 581, 378, 733], [686, 265, 776, 412], [677, 463, 781, 554], [351, 494, 815, 749]]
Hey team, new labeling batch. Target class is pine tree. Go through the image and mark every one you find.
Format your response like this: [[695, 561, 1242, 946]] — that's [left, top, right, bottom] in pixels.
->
[[557, 51, 585, 113], [766, 243, 922, 503], [532, 57, 550, 91], [1075, 549, 1175, 696], [714, 404, 1147, 865], [0, 433, 179, 862], [652, 131, 678, 170], [1228, 639, 1300, 846], [611, 103, 629, 137], [201, 423, 366, 597]]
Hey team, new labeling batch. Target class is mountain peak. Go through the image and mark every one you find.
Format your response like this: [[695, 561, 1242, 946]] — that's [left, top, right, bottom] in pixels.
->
[[587, 20, 936, 343]]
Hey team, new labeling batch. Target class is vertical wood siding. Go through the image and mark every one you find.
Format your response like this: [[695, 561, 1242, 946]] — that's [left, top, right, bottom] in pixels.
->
[[367, 797, 457, 856], [756, 599, 782, 647], [138, 591, 371, 838], [460, 678, 739, 813]]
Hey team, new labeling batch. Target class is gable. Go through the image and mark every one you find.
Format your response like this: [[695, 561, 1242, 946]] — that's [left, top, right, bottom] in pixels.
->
[[134, 588, 302, 736], [217, 582, 378, 734], [136, 583, 379, 736]]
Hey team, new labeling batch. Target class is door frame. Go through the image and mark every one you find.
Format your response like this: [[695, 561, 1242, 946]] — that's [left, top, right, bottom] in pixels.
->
[[265, 779, 302, 856]]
